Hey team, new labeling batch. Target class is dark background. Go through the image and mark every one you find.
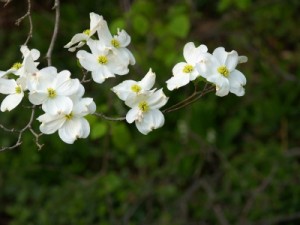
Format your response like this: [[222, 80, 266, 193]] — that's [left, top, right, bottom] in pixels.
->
[[0, 0, 300, 224]]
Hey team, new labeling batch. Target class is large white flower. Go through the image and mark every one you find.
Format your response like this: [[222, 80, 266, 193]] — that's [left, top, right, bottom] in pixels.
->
[[64, 12, 105, 52], [125, 89, 168, 135], [77, 39, 129, 83], [97, 22, 135, 66], [0, 77, 26, 112], [112, 68, 155, 101], [37, 97, 96, 144], [28, 67, 80, 115], [166, 42, 209, 90], [204, 47, 247, 97]]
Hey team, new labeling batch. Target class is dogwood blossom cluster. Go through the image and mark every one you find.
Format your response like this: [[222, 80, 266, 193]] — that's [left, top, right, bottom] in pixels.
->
[[0, 46, 95, 144], [166, 42, 247, 97], [65, 12, 135, 84], [112, 69, 168, 134], [0, 12, 248, 146]]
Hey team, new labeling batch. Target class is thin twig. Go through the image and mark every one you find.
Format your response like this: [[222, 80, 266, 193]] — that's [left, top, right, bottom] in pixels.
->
[[46, 0, 60, 66], [93, 112, 125, 121], [163, 84, 215, 113], [15, 0, 33, 45]]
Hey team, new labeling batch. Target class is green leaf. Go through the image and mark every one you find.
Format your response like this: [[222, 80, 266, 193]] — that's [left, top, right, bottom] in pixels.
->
[[90, 122, 108, 140], [132, 15, 149, 35], [167, 14, 190, 38]]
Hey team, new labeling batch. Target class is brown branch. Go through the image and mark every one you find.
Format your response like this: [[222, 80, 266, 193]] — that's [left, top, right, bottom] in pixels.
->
[[15, 0, 33, 45], [93, 112, 125, 121], [0, 106, 42, 152], [46, 0, 60, 66]]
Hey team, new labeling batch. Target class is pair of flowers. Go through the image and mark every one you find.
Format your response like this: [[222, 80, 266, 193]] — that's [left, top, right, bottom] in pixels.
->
[[166, 42, 247, 96], [0, 46, 95, 144]]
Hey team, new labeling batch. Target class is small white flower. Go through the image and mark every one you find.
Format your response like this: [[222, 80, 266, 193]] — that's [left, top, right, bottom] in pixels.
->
[[0, 77, 26, 112], [37, 97, 96, 144], [97, 22, 135, 66], [64, 12, 105, 52], [112, 68, 156, 101], [125, 89, 168, 135], [77, 39, 129, 84], [28, 67, 80, 115], [0, 46, 40, 79], [205, 47, 247, 97], [166, 42, 209, 90]]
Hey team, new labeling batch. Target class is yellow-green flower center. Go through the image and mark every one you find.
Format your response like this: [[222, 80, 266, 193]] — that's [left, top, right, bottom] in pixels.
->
[[15, 86, 22, 94], [98, 56, 108, 64], [138, 101, 149, 113], [65, 112, 73, 120], [83, 29, 91, 36], [11, 62, 22, 70], [111, 39, 120, 48], [131, 84, 141, 93], [183, 64, 194, 73], [47, 88, 57, 99], [217, 66, 229, 77]]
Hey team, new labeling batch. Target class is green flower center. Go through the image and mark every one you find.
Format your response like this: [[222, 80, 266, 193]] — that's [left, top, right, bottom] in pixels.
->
[[138, 101, 149, 113], [98, 56, 108, 64], [217, 66, 229, 77], [65, 112, 73, 120], [47, 88, 57, 99], [131, 84, 141, 93], [183, 64, 194, 73], [15, 86, 22, 94], [111, 39, 120, 48], [83, 29, 91, 36], [11, 62, 22, 70]]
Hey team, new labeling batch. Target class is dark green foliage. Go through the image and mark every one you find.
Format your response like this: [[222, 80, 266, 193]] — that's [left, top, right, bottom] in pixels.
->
[[0, 0, 300, 224]]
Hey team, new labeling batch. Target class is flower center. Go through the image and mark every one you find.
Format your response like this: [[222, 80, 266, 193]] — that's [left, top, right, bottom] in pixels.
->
[[98, 56, 108, 64], [183, 64, 194, 73], [11, 62, 22, 70], [47, 88, 57, 99], [83, 29, 91, 36], [131, 84, 141, 93], [138, 101, 149, 113], [217, 66, 229, 77], [111, 39, 120, 48], [15, 85, 22, 94], [65, 112, 73, 120]]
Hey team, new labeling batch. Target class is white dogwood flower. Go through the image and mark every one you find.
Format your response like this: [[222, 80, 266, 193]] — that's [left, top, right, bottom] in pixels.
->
[[37, 97, 96, 144], [205, 47, 247, 97], [97, 22, 135, 66], [112, 68, 156, 101], [166, 42, 209, 90], [125, 89, 168, 135], [77, 39, 129, 83], [0, 77, 26, 112], [64, 12, 105, 52], [29, 68, 80, 115]]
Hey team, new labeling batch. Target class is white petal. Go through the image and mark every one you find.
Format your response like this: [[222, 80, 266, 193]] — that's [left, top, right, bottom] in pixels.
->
[[90, 12, 104, 35], [29, 92, 48, 105], [43, 96, 73, 115], [139, 68, 156, 90], [135, 109, 165, 135], [172, 62, 187, 77], [57, 79, 80, 96], [213, 47, 227, 65], [115, 29, 131, 47], [38, 114, 65, 134], [126, 108, 139, 124], [228, 70, 246, 96], [76, 50, 99, 71], [147, 89, 168, 109], [58, 118, 89, 144], [166, 75, 190, 90], [0, 79, 17, 94], [64, 33, 88, 48], [225, 50, 238, 71], [91, 69, 106, 84], [1, 93, 24, 111], [183, 42, 196, 62], [238, 55, 248, 64], [112, 80, 136, 101], [96, 20, 112, 44], [207, 74, 230, 97]]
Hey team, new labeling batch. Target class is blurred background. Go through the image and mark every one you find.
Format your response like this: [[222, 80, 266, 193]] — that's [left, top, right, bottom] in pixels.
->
[[0, 0, 300, 224]]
